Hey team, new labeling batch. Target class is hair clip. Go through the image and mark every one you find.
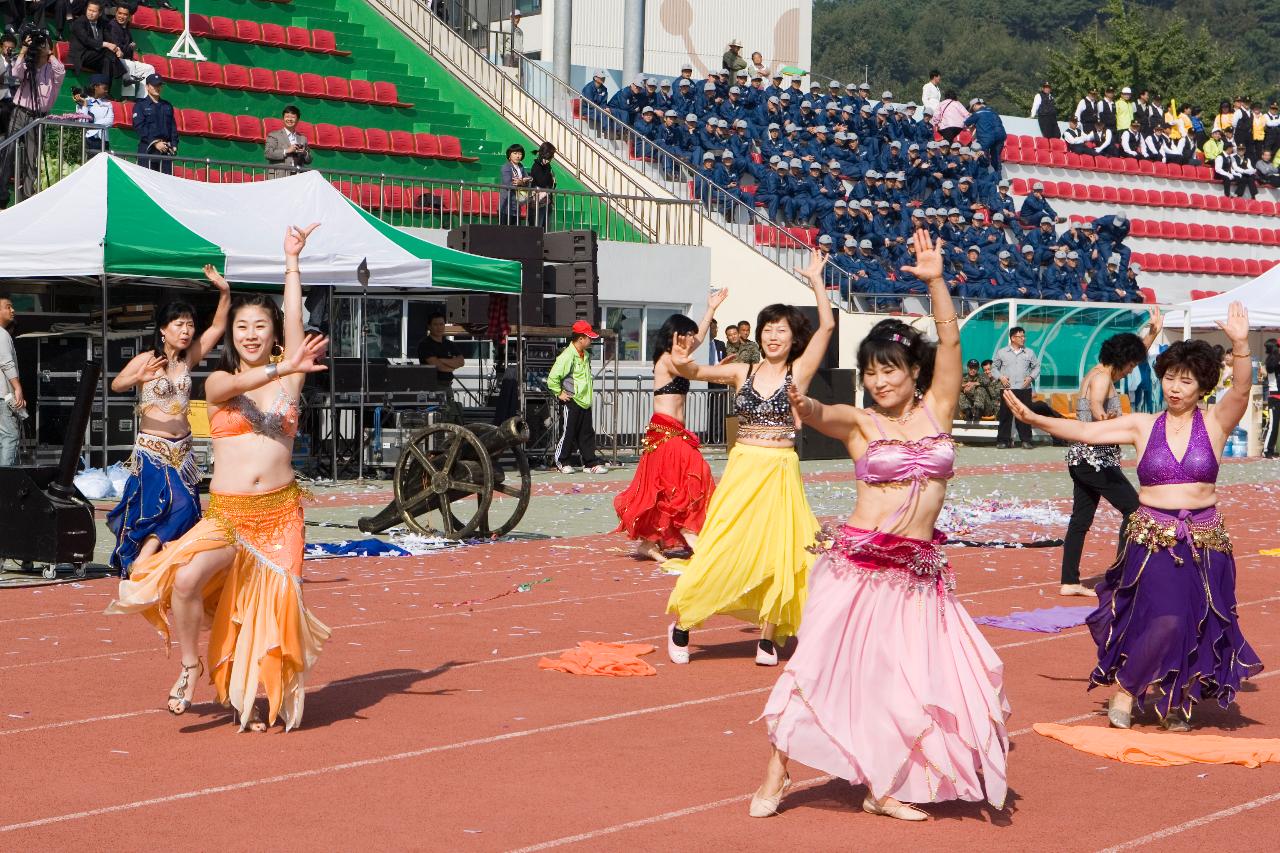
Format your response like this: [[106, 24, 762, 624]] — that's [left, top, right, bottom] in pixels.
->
[[884, 332, 910, 345]]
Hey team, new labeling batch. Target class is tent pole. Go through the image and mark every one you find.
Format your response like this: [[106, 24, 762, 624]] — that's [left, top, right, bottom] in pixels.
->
[[100, 272, 109, 468], [327, 286, 338, 482]]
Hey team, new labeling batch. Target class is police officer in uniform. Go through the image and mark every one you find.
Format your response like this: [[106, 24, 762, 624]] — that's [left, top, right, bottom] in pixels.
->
[[1031, 81, 1059, 139]]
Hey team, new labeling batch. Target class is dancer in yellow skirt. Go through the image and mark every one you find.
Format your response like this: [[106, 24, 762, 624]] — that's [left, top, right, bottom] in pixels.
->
[[663, 252, 834, 665], [107, 224, 332, 732]]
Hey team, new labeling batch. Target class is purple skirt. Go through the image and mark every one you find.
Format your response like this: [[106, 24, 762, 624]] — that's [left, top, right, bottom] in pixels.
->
[[1087, 505, 1263, 720]]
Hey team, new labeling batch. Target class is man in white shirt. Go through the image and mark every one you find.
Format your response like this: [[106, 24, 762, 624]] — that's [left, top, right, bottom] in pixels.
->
[[264, 104, 312, 177], [1062, 115, 1090, 153], [1120, 120, 1146, 158], [921, 69, 941, 113], [74, 74, 114, 157], [0, 295, 23, 466]]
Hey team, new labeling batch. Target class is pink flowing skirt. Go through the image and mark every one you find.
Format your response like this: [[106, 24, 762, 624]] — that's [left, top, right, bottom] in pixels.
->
[[760, 525, 1011, 807]]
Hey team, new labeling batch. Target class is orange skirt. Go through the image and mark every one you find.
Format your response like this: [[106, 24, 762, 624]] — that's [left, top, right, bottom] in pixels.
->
[[105, 481, 331, 731]]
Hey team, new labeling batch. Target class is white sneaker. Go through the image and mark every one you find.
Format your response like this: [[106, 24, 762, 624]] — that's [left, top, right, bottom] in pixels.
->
[[557, 465, 575, 474], [587, 464, 609, 474], [667, 623, 689, 664], [755, 643, 778, 666]]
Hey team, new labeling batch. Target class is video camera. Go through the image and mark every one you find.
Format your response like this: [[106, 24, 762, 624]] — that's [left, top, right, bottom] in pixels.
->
[[17, 22, 49, 56]]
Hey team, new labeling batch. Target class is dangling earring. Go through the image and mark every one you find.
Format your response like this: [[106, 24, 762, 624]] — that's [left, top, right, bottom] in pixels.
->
[[270, 344, 285, 364], [914, 388, 924, 401]]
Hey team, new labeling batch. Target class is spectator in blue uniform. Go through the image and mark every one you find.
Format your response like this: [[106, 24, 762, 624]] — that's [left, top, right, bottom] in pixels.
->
[[580, 69, 610, 129], [608, 76, 645, 126], [1018, 181, 1062, 225], [1092, 212, 1132, 268], [962, 96, 1008, 174], [134, 74, 178, 174]]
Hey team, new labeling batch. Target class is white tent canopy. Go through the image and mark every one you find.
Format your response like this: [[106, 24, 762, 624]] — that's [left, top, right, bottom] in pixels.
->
[[0, 155, 520, 291], [1164, 267, 1280, 330]]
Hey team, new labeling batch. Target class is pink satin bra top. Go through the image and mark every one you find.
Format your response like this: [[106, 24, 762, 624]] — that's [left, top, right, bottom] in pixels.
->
[[854, 406, 957, 485]]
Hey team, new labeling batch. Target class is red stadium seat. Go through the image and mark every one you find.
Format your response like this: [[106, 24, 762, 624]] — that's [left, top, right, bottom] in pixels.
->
[[1116, 187, 1134, 205], [1231, 225, 1248, 243], [382, 186, 409, 211], [156, 10, 183, 32], [188, 14, 213, 36], [286, 26, 311, 50], [248, 67, 275, 92], [364, 128, 390, 154], [263, 117, 284, 136], [299, 73, 326, 98], [111, 100, 133, 128], [1173, 222, 1191, 241], [1129, 219, 1148, 237], [222, 64, 251, 90], [132, 6, 156, 28], [1157, 253, 1174, 271], [1188, 256, 1207, 275], [207, 112, 236, 139], [1213, 225, 1231, 242], [356, 183, 381, 208], [1050, 152, 1067, 168], [1064, 153, 1082, 169], [1230, 258, 1248, 276], [1203, 257, 1222, 275], [437, 135, 466, 160], [332, 181, 358, 202], [314, 123, 342, 149], [141, 54, 168, 76], [1132, 188, 1151, 206], [1087, 185, 1105, 202], [372, 81, 403, 105], [1048, 138, 1066, 152], [1034, 136, 1050, 151], [275, 70, 300, 95], [325, 76, 351, 100], [260, 24, 287, 47], [235, 21, 262, 43], [235, 115, 264, 142], [1172, 254, 1191, 273], [179, 109, 209, 135], [1102, 185, 1119, 203], [168, 58, 196, 83], [389, 130, 415, 156], [210, 16, 237, 41], [1010, 178, 1028, 194], [1186, 223, 1205, 241], [1140, 287, 1157, 303], [197, 62, 224, 88], [1247, 200, 1266, 216], [340, 125, 367, 151], [430, 189, 459, 213], [1246, 258, 1263, 277], [1190, 289, 1208, 300], [1151, 161, 1170, 177], [414, 133, 441, 158], [351, 80, 377, 104], [311, 30, 347, 55]]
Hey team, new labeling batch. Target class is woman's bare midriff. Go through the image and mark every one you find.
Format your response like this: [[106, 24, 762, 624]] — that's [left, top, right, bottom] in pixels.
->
[[736, 437, 795, 449], [208, 433, 296, 494], [845, 479, 949, 542], [138, 410, 195, 440], [1138, 483, 1218, 511], [652, 396, 686, 422]]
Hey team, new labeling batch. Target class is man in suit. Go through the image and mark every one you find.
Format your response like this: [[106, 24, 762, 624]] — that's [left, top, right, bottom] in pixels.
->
[[68, 1, 123, 84], [264, 104, 313, 177]]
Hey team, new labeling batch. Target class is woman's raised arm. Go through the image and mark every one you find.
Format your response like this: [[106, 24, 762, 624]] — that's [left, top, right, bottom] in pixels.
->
[[790, 251, 837, 392]]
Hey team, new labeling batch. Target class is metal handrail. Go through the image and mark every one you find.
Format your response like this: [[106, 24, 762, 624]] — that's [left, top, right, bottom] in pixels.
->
[[368, 0, 701, 246], [0, 116, 108, 203]]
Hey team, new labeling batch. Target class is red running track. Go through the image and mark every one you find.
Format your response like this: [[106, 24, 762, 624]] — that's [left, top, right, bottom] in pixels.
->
[[3, 483, 1280, 851]]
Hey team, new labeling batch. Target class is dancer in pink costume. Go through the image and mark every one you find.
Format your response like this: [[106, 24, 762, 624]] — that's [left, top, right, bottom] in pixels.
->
[[752, 230, 1010, 822]]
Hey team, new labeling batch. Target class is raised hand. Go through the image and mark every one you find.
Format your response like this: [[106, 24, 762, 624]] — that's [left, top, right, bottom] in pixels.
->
[[708, 286, 729, 311], [1146, 304, 1163, 336], [787, 383, 815, 422], [140, 354, 168, 382], [900, 229, 944, 282], [1213, 301, 1249, 344], [203, 263, 229, 292], [1001, 389, 1034, 423], [669, 337, 695, 373], [284, 223, 320, 258], [280, 333, 330, 376]]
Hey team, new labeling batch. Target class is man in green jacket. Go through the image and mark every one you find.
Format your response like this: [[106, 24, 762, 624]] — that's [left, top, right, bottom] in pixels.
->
[[548, 319, 608, 474], [721, 39, 747, 75], [1115, 86, 1136, 133]]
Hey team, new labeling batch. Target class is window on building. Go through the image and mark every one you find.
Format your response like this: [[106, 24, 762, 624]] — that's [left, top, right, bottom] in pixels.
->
[[597, 303, 687, 363]]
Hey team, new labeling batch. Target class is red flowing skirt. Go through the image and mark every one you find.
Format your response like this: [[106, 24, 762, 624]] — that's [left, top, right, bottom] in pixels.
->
[[613, 413, 714, 548]]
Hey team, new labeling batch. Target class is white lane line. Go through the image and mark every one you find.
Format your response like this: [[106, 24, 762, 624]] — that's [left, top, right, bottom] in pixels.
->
[[0, 688, 772, 834], [1096, 791, 1280, 852]]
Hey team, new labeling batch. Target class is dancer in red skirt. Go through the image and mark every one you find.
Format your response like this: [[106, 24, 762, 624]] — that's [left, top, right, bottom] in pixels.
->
[[614, 288, 728, 563]]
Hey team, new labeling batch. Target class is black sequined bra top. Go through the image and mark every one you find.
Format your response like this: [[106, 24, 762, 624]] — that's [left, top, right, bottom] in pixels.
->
[[654, 375, 690, 396], [735, 365, 796, 441]]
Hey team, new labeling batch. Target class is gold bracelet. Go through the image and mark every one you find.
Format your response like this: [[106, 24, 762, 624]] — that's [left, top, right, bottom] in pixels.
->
[[284, 267, 300, 274], [1231, 351, 1251, 359], [933, 315, 959, 326]]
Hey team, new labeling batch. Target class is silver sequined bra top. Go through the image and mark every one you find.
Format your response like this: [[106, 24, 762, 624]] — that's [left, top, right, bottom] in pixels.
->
[[735, 365, 796, 441], [1065, 386, 1122, 470], [137, 361, 192, 417]]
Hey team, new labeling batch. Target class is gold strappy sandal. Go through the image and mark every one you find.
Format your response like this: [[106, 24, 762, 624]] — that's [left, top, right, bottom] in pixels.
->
[[167, 659, 203, 715]]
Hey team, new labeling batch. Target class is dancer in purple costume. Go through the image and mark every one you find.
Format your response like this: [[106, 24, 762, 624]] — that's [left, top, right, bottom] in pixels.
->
[[1004, 301, 1262, 731]]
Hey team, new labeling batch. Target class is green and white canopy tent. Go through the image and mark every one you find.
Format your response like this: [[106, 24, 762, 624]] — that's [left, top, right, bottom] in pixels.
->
[[0, 154, 522, 291]]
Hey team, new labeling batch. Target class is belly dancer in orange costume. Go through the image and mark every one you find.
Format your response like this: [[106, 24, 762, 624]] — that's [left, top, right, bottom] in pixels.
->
[[108, 224, 332, 732]]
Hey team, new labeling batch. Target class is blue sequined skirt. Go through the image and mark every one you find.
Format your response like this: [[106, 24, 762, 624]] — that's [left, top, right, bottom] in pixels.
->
[[107, 433, 203, 578]]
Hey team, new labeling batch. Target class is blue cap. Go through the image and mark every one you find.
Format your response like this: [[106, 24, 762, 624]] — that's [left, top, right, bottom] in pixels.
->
[[89, 74, 110, 87], [145, 73, 164, 86]]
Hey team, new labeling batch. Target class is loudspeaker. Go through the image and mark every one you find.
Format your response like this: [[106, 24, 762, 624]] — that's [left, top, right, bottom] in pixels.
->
[[513, 262, 543, 326], [794, 305, 840, 370], [544, 262, 598, 296], [798, 368, 857, 461], [542, 229, 598, 263], [545, 293, 596, 327], [447, 224, 544, 262], [447, 293, 489, 326]]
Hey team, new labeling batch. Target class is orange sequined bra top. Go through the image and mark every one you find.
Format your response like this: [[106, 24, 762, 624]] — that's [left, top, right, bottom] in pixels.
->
[[210, 385, 300, 440]]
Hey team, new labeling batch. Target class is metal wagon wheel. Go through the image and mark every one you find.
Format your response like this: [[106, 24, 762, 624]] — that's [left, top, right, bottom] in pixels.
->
[[466, 423, 533, 537], [392, 423, 494, 539]]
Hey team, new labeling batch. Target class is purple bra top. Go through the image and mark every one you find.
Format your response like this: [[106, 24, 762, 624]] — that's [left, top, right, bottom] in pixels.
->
[[1136, 408, 1219, 487], [854, 406, 957, 485]]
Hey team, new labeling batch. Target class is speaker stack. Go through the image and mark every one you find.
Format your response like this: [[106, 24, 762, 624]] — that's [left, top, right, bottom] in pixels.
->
[[542, 229, 599, 327], [446, 224, 546, 326]]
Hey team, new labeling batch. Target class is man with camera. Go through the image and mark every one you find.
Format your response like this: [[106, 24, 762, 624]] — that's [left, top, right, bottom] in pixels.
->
[[0, 28, 65, 206], [264, 104, 312, 177], [133, 72, 177, 173], [73, 73, 113, 157]]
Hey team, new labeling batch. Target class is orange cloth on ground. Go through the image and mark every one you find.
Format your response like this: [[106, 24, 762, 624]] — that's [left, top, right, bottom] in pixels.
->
[[105, 482, 330, 731], [1034, 723, 1280, 768], [538, 642, 657, 677]]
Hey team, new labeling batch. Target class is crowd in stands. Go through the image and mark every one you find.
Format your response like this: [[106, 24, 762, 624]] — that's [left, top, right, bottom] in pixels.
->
[[1037, 83, 1280, 199], [579, 47, 1146, 307]]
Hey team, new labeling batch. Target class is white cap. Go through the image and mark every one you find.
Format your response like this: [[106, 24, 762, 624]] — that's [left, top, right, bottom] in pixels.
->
[[1121, 86, 1133, 94], [818, 234, 833, 244]]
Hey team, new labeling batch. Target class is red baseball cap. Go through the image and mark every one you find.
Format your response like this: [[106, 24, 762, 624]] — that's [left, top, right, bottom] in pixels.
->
[[571, 319, 600, 338]]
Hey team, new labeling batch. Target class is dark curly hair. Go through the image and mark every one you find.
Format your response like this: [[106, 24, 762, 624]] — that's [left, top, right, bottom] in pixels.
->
[[152, 300, 196, 360], [1153, 339, 1219, 394], [651, 313, 698, 364], [216, 294, 285, 374], [1097, 333, 1148, 370], [857, 319, 936, 393], [755, 303, 813, 363]]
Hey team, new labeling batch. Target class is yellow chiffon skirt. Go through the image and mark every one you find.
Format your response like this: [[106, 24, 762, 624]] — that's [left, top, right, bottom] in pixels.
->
[[105, 482, 331, 731], [665, 443, 818, 641]]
